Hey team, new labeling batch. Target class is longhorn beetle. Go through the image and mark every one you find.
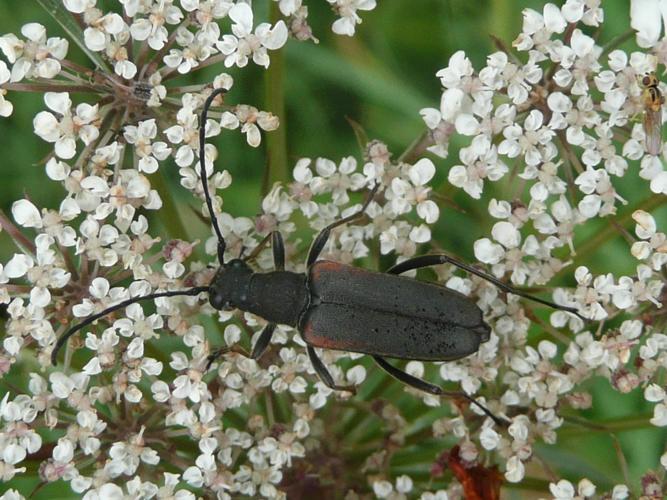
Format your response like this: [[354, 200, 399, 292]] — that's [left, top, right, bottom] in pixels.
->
[[52, 88, 585, 424]]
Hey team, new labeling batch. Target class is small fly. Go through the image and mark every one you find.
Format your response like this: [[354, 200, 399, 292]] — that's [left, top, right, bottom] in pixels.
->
[[641, 72, 664, 156]]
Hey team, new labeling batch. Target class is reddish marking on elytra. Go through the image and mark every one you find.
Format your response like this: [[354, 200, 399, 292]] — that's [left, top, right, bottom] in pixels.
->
[[302, 318, 355, 351], [310, 260, 341, 281], [311, 260, 368, 282]]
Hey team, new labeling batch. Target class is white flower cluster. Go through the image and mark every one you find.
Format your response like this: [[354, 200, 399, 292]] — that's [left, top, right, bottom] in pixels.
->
[[410, 0, 667, 491], [282, 150, 438, 262], [0, 1, 396, 497], [273, 0, 376, 37], [0, 0, 666, 498]]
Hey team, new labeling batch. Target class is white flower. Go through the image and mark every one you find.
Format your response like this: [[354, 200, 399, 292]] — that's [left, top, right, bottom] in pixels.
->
[[164, 26, 219, 74], [389, 158, 439, 223], [504, 455, 525, 482], [0, 489, 24, 500], [33, 93, 99, 159], [2, 443, 26, 465], [270, 347, 310, 394], [630, 0, 667, 47], [83, 13, 127, 52], [216, 3, 288, 68], [107, 429, 160, 477], [550, 479, 576, 499], [4, 255, 33, 279], [373, 480, 393, 498], [395, 475, 413, 494], [479, 426, 501, 450], [0, 60, 13, 117], [123, 119, 172, 173], [308, 156, 366, 205], [437, 50, 474, 89], [172, 367, 208, 403], [63, 0, 95, 14], [449, 136, 508, 198], [346, 364, 366, 384], [11, 200, 42, 229], [419, 106, 456, 158], [220, 104, 279, 147], [650, 170, 667, 193], [257, 430, 305, 467], [49, 372, 85, 399], [612, 485, 630, 499], [498, 110, 555, 167], [650, 401, 667, 426], [83, 482, 124, 500], [114, 302, 163, 341], [328, 0, 377, 36], [125, 0, 184, 50], [0, 23, 68, 81]]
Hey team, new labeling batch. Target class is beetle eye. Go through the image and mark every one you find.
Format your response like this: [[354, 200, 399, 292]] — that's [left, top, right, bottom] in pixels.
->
[[209, 292, 225, 310]]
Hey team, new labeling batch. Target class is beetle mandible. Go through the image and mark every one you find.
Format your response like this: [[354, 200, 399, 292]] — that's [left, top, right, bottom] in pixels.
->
[[52, 88, 584, 424]]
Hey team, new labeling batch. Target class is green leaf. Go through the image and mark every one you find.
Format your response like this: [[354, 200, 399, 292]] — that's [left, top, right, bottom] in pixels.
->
[[36, 0, 109, 71]]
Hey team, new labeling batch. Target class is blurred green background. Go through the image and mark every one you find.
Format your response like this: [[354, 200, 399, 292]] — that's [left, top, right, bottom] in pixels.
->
[[1, 1, 666, 498]]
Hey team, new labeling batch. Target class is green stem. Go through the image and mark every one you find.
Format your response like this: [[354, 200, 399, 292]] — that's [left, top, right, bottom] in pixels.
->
[[398, 131, 432, 164], [601, 29, 636, 57], [262, 2, 289, 195], [559, 413, 655, 435], [36, 0, 110, 71], [1, 82, 102, 93], [488, 0, 517, 48], [567, 193, 667, 267], [152, 168, 190, 241], [610, 433, 631, 491], [502, 477, 552, 492], [0, 209, 36, 255]]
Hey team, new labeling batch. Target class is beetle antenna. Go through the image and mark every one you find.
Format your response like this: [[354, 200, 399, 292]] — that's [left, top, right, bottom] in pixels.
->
[[457, 393, 509, 427], [387, 255, 587, 321], [448, 258, 587, 321], [199, 88, 228, 265], [51, 286, 209, 365]]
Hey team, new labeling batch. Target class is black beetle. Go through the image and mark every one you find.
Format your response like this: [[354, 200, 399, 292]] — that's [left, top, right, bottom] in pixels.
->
[[52, 88, 584, 423]]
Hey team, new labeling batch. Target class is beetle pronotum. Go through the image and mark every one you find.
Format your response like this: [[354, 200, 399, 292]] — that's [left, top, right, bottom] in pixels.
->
[[52, 88, 584, 424]]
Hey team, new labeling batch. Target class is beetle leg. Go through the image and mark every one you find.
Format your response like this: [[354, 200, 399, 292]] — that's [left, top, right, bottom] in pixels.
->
[[307, 183, 380, 267], [251, 322, 277, 359], [205, 346, 230, 370], [243, 232, 271, 262], [373, 356, 507, 426], [271, 231, 285, 271], [387, 254, 585, 321], [307, 346, 357, 394], [206, 323, 276, 370], [244, 231, 285, 270], [205, 344, 253, 370]]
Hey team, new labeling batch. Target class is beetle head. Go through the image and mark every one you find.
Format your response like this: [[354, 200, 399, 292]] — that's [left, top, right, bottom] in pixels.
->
[[208, 259, 253, 311]]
